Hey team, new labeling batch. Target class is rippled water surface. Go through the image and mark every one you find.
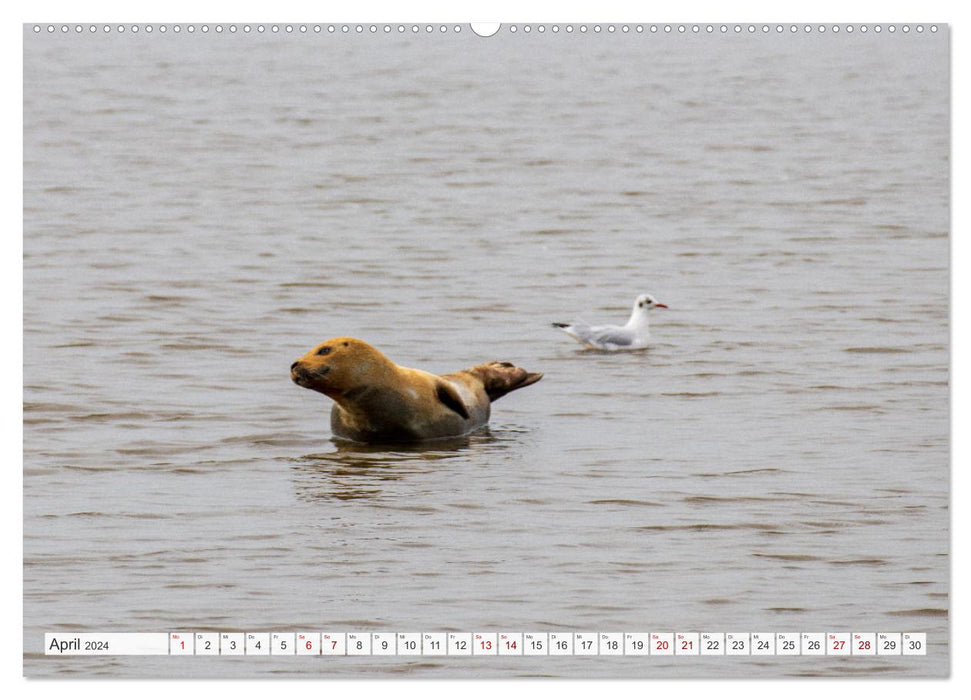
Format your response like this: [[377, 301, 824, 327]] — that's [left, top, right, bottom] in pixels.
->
[[23, 26, 949, 677]]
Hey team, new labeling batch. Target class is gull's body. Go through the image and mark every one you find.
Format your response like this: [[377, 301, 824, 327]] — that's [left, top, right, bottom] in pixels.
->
[[553, 293, 668, 351]]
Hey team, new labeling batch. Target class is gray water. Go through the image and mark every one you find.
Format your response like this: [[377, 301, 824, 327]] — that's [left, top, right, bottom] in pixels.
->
[[23, 25, 949, 678]]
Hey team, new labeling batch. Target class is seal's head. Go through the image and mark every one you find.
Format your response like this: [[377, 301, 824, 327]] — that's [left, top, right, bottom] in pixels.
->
[[290, 337, 394, 399]]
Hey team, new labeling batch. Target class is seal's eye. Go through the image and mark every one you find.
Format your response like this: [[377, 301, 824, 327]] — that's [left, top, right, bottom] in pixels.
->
[[316, 346, 332, 356]]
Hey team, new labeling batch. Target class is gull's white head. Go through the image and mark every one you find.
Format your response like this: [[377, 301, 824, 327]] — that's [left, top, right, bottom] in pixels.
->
[[634, 293, 668, 312]]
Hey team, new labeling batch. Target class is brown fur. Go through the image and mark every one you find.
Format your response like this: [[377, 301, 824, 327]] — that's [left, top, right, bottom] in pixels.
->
[[290, 337, 542, 443]]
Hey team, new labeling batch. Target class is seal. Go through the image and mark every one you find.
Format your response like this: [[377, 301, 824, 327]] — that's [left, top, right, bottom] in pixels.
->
[[290, 337, 543, 443]]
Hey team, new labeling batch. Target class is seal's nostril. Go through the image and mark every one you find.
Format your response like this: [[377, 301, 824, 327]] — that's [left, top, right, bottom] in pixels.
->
[[290, 362, 299, 372]]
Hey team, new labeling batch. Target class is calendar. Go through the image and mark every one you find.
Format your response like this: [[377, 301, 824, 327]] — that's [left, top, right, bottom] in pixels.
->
[[45, 631, 927, 657], [22, 19, 951, 680]]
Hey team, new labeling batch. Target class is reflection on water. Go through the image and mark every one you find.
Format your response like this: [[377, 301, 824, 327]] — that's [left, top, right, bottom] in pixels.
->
[[289, 429, 514, 502]]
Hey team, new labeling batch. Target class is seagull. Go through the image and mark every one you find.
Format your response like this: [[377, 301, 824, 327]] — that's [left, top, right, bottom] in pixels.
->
[[552, 293, 668, 350]]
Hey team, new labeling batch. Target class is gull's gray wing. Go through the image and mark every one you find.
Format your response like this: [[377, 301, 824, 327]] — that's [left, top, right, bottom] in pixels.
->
[[588, 325, 636, 348], [554, 321, 637, 349]]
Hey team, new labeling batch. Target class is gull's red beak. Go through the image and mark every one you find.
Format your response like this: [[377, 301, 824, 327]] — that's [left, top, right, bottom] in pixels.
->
[[655, 302, 668, 308]]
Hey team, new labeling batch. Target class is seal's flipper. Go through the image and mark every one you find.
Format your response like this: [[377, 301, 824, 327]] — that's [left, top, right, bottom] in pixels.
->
[[435, 382, 471, 420], [472, 361, 543, 402]]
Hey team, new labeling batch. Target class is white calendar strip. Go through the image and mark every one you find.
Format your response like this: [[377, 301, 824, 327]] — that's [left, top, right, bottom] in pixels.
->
[[45, 632, 927, 656]]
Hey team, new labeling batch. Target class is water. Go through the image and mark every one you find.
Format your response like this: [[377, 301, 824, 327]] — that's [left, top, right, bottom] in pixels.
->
[[23, 26, 949, 677]]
